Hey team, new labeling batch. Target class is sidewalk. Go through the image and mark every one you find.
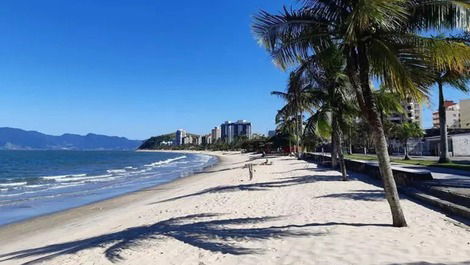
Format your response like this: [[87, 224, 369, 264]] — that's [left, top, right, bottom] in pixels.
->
[[390, 163, 470, 208]]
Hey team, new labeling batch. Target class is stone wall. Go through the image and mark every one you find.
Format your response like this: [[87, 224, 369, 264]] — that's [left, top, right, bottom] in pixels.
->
[[303, 153, 433, 185], [451, 133, 470, 156]]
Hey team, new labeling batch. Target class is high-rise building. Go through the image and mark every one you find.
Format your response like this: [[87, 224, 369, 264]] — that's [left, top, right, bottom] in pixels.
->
[[182, 135, 192, 145], [201, 134, 212, 145], [432, 100, 460, 128], [175, 129, 186, 146], [460, 99, 470, 128], [221, 120, 252, 143], [211, 127, 221, 142], [388, 99, 422, 127], [221, 121, 233, 143]]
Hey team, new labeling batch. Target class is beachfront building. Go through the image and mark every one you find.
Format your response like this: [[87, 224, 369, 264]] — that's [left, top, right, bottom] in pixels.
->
[[221, 120, 252, 143], [211, 127, 221, 142], [460, 99, 470, 128], [422, 128, 470, 156], [388, 99, 423, 127], [160, 140, 173, 146], [182, 135, 193, 145], [175, 129, 186, 146], [432, 100, 460, 128], [201, 134, 212, 145]]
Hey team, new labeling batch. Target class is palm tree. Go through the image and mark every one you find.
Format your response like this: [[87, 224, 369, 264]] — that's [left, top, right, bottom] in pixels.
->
[[301, 46, 355, 180], [436, 70, 469, 162], [274, 108, 298, 154], [272, 71, 311, 157], [393, 122, 424, 160], [253, 0, 470, 227], [374, 87, 406, 126]]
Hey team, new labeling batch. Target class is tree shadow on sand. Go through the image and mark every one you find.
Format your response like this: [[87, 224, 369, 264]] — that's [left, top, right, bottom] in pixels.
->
[[316, 189, 386, 201], [151, 172, 343, 204], [0, 214, 328, 265]]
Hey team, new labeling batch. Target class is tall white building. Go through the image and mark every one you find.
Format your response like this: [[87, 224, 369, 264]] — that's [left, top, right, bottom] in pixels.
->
[[202, 134, 212, 145], [182, 135, 192, 145], [460, 99, 470, 128], [175, 129, 186, 146], [432, 100, 460, 128], [221, 120, 252, 143], [211, 127, 221, 142], [388, 99, 422, 127]]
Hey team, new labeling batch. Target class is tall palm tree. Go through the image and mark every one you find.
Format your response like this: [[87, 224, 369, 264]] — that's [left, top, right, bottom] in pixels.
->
[[436, 70, 469, 162], [426, 36, 470, 162], [302, 46, 355, 180], [272, 71, 312, 157], [253, 0, 470, 227]]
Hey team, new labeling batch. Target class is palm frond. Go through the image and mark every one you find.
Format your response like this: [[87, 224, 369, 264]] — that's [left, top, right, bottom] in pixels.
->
[[408, 0, 470, 31], [252, 7, 332, 69]]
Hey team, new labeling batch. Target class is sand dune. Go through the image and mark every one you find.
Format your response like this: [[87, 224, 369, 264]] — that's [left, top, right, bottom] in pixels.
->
[[0, 152, 469, 265]]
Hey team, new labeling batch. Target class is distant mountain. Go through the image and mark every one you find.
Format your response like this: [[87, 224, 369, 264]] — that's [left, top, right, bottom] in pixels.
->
[[0, 127, 142, 150]]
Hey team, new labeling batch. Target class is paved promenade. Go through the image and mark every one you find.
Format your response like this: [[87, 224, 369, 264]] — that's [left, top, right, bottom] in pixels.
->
[[390, 162, 470, 208]]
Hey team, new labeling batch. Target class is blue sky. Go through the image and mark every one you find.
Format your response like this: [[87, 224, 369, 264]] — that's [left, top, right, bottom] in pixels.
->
[[0, 1, 468, 140]]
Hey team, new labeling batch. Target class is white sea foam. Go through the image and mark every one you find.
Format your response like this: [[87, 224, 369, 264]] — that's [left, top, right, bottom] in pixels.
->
[[42, 174, 87, 180], [25, 184, 49, 188], [0, 182, 27, 187], [107, 169, 127, 174], [144, 155, 187, 167], [57, 174, 113, 182]]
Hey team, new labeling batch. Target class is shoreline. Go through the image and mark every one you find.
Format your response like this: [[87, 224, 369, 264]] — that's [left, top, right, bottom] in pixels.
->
[[1, 152, 469, 265], [0, 150, 224, 237]]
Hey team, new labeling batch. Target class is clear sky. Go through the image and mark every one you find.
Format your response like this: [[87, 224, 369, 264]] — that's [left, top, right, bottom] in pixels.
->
[[0, 1, 468, 140]]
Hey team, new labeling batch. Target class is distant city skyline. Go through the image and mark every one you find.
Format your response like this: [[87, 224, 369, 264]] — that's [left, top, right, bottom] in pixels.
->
[[0, 1, 467, 140]]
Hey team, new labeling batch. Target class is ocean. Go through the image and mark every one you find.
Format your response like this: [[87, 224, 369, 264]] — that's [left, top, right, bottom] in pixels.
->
[[0, 150, 217, 226]]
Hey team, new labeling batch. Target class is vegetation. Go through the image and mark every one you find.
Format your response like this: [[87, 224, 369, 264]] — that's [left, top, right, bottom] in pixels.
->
[[138, 132, 198, 150], [272, 71, 311, 157], [431, 45, 470, 162], [253, 0, 470, 227], [346, 154, 470, 172], [139, 133, 271, 153], [138, 133, 176, 149], [392, 122, 424, 160]]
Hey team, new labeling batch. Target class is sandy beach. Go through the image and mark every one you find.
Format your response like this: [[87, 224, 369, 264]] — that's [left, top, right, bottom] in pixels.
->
[[0, 151, 469, 265]]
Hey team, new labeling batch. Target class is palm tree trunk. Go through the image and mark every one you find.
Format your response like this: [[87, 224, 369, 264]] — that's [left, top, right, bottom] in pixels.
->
[[297, 112, 302, 158], [404, 139, 410, 160], [336, 130, 348, 180], [347, 46, 407, 227], [348, 126, 353, 155], [334, 113, 348, 180], [438, 81, 450, 163], [289, 137, 292, 155], [331, 128, 338, 168]]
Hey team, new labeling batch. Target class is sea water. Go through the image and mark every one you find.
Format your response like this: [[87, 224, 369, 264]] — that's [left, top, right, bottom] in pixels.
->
[[0, 150, 217, 226]]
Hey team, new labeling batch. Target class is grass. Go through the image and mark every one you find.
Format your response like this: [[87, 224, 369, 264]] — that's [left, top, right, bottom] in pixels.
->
[[345, 154, 470, 172]]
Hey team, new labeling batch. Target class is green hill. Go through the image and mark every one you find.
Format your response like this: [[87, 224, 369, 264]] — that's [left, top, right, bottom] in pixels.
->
[[138, 132, 199, 150]]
